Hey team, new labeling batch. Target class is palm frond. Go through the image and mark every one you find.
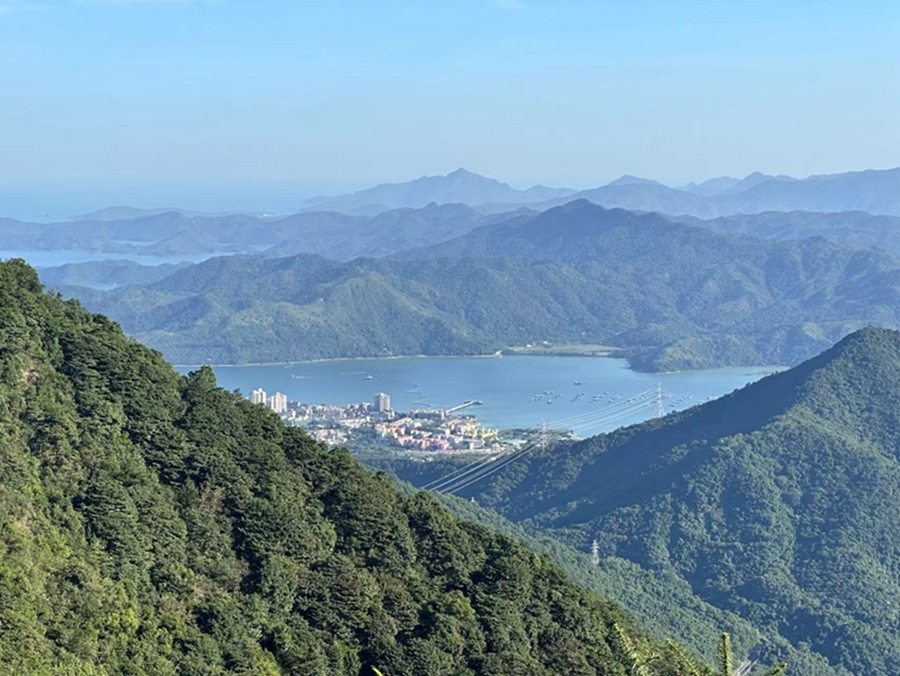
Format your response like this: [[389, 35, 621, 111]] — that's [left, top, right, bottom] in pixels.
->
[[666, 638, 705, 676], [717, 633, 733, 676], [613, 622, 651, 676]]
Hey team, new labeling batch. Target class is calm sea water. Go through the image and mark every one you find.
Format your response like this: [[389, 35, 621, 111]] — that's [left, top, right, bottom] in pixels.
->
[[180, 356, 776, 438]]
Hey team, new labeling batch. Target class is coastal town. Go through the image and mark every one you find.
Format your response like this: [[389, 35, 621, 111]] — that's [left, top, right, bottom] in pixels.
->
[[249, 388, 508, 454]]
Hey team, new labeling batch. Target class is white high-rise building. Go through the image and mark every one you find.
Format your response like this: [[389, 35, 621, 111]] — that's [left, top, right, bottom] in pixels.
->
[[268, 391, 288, 414], [251, 388, 267, 405], [374, 392, 391, 412]]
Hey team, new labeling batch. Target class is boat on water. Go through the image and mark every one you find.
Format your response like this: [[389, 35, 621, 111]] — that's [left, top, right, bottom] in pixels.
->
[[363, 374, 374, 380]]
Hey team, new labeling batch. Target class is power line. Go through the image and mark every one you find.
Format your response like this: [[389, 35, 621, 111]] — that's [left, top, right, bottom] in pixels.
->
[[422, 390, 653, 490], [421, 404, 627, 492], [433, 397, 656, 494], [439, 398, 657, 495], [425, 388, 662, 495], [566, 399, 657, 436], [441, 442, 539, 495]]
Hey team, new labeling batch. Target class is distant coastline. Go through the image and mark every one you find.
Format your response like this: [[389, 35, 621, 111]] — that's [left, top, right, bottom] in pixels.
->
[[172, 345, 624, 369]]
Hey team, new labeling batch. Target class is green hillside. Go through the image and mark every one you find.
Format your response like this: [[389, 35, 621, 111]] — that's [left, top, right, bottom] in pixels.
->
[[427, 491, 846, 676], [384, 328, 900, 675], [0, 257, 722, 675], [63, 201, 900, 370]]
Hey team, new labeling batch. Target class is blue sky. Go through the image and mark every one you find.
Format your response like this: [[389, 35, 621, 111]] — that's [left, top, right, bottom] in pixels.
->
[[1, 0, 899, 214]]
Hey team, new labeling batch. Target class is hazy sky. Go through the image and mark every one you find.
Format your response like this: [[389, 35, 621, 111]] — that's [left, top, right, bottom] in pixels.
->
[[2, 0, 899, 202]]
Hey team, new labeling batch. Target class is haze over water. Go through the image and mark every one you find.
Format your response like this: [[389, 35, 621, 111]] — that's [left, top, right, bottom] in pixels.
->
[[186, 356, 773, 438]]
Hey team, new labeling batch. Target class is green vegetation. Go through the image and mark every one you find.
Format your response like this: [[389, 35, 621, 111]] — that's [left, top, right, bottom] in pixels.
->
[[0, 257, 712, 675], [370, 469, 844, 676], [384, 327, 900, 675], [62, 201, 900, 371]]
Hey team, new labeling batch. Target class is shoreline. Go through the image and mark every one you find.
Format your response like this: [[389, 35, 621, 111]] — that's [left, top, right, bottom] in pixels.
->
[[173, 352, 508, 369], [172, 350, 786, 377], [172, 349, 625, 370]]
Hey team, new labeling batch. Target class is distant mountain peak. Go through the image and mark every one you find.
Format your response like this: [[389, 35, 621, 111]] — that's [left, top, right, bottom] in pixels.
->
[[742, 171, 769, 180], [721, 171, 798, 195], [606, 175, 665, 188], [298, 169, 573, 214], [678, 176, 741, 196], [447, 167, 480, 178], [556, 197, 606, 213], [69, 206, 200, 221]]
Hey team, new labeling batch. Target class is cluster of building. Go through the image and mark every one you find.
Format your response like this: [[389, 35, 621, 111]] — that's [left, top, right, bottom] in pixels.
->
[[247, 388, 501, 454], [307, 428, 352, 447], [283, 392, 392, 422], [374, 415, 499, 452]]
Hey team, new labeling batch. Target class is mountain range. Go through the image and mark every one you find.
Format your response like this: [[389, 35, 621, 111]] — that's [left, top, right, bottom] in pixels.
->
[[52, 201, 900, 370], [502, 167, 900, 218], [0, 202, 523, 262], [674, 210, 900, 258], [36, 166, 900, 240], [7, 167, 900, 268], [379, 327, 900, 676], [298, 168, 576, 213], [301, 167, 900, 218], [679, 172, 797, 198]]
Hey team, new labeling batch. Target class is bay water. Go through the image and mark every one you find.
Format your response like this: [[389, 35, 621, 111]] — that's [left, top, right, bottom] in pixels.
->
[[182, 356, 776, 438]]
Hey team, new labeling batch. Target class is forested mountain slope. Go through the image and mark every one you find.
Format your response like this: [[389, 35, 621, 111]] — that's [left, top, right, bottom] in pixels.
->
[[674, 210, 900, 258], [0, 258, 695, 675], [385, 485, 846, 676], [37, 259, 193, 289], [399, 328, 900, 676], [0, 202, 506, 261], [64, 201, 900, 370]]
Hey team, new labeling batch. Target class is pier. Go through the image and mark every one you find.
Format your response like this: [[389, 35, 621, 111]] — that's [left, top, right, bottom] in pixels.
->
[[446, 400, 483, 414]]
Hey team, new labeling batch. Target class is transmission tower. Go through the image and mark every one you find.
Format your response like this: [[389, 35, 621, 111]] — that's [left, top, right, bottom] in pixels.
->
[[655, 383, 665, 418], [591, 539, 600, 566]]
